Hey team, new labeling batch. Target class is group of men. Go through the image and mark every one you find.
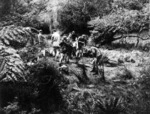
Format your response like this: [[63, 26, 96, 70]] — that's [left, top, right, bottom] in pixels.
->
[[37, 30, 87, 62], [37, 29, 109, 75], [50, 30, 87, 63]]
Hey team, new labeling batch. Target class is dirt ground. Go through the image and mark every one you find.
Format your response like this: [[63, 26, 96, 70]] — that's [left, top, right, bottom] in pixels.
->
[[48, 48, 150, 85]]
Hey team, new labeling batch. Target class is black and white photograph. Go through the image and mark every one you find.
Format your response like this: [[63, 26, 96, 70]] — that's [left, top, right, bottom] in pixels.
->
[[0, 0, 149, 113]]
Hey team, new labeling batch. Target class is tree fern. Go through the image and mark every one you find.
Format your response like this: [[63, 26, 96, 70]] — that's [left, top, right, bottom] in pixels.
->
[[0, 26, 38, 49], [0, 46, 26, 81], [96, 97, 125, 114]]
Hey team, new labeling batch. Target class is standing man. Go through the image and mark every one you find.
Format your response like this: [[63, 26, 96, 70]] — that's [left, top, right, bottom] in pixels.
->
[[76, 35, 86, 57], [51, 30, 61, 60]]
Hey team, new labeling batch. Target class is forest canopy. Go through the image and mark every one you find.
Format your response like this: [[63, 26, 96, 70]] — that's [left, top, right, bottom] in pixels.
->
[[0, 0, 149, 35]]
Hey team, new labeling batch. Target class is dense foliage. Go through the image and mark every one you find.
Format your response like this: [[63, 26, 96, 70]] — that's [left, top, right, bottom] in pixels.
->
[[0, 59, 64, 113], [88, 0, 149, 44], [0, 25, 43, 81], [0, 0, 149, 35], [57, 0, 112, 33], [0, 0, 150, 114]]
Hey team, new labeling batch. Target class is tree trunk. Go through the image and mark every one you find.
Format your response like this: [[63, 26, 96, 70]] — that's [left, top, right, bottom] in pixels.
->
[[98, 64, 105, 81]]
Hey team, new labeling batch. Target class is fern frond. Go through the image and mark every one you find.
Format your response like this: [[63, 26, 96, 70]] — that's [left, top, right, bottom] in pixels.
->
[[0, 47, 26, 82], [0, 26, 38, 49], [96, 97, 125, 114]]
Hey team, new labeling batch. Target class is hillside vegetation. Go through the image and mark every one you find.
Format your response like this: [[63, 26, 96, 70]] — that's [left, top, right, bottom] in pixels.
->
[[0, 0, 150, 114]]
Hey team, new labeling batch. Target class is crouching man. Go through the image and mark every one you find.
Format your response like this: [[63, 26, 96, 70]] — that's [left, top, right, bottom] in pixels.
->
[[91, 54, 103, 75], [90, 47, 108, 76]]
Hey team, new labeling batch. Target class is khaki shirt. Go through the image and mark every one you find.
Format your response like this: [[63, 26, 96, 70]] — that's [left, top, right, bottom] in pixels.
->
[[51, 32, 61, 47]]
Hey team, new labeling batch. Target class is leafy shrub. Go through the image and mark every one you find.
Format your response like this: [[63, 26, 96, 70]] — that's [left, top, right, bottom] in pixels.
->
[[112, 0, 143, 10], [57, 0, 111, 33], [27, 59, 64, 113], [122, 66, 150, 114], [0, 59, 65, 113], [62, 64, 150, 114], [88, 1, 149, 45], [96, 97, 125, 114], [0, 81, 36, 111]]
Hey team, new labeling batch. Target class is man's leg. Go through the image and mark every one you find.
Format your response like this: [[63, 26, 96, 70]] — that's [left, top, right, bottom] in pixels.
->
[[59, 53, 64, 63], [75, 50, 80, 63], [55, 49, 60, 60], [72, 47, 76, 58], [99, 64, 105, 80], [91, 58, 99, 74], [94, 63, 99, 75], [91, 59, 96, 72], [66, 54, 69, 63], [52, 47, 56, 57]]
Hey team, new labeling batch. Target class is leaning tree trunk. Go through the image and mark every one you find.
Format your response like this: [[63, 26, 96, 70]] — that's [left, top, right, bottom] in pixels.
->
[[98, 63, 105, 82]]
